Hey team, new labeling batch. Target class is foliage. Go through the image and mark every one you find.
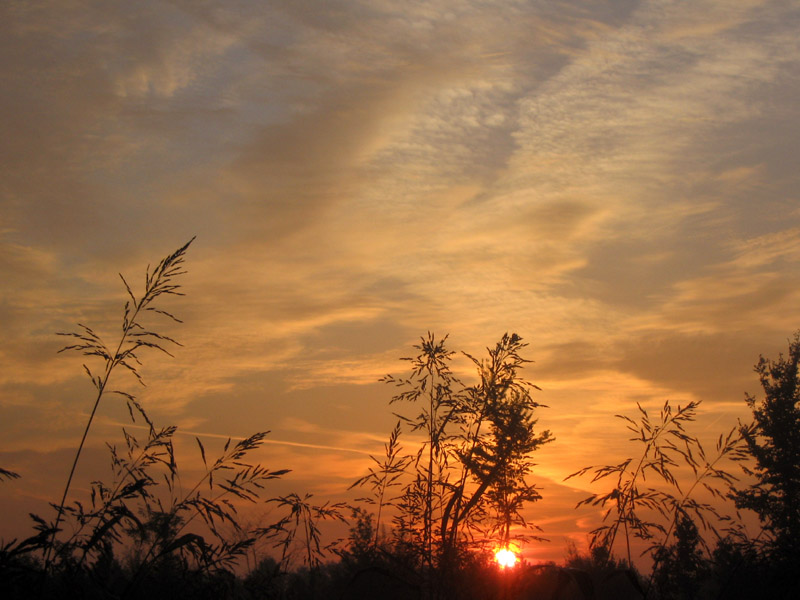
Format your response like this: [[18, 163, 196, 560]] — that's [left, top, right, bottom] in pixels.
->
[[47, 237, 195, 567], [269, 493, 349, 571], [0, 467, 20, 482], [566, 400, 747, 569], [382, 332, 460, 569], [706, 534, 763, 600], [0, 239, 291, 599], [650, 512, 707, 600], [337, 508, 380, 568], [356, 332, 552, 598], [5, 237, 800, 599], [565, 398, 756, 600], [455, 334, 553, 549], [734, 331, 800, 564], [564, 543, 644, 600], [349, 421, 411, 547]]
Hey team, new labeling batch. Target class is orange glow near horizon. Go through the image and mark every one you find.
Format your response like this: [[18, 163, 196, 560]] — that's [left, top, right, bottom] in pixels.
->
[[495, 547, 518, 569]]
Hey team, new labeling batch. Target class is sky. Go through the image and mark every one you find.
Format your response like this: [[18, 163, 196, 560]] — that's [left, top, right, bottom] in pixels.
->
[[2, 0, 800, 566]]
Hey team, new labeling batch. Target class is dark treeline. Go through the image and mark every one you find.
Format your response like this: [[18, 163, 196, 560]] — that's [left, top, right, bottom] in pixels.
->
[[2, 240, 799, 599]]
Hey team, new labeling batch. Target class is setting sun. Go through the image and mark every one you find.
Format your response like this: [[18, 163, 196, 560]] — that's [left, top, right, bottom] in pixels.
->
[[495, 548, 518, 569]]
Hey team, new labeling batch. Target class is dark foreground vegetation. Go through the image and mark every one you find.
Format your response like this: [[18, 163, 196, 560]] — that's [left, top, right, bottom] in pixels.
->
[[2, 240, 799, 599]]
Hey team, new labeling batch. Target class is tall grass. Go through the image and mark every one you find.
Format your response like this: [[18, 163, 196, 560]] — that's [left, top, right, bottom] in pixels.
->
[[566, 399, 751, 598], [0, 468, 20, 482], [46, 237, 195, 567], [0, 238, 294, 598], [350, 421, 411, 547]]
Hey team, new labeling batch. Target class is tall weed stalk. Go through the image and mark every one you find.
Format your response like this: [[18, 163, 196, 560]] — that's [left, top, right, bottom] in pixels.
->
[[383, 332, 459, 569], [47, 238, 195, 566], [349, 421, 411, 547], [10, 238, 297, 597], [567, 399, 749, 597], [566, 400, 703, 564], [269, 493, 349, 570]]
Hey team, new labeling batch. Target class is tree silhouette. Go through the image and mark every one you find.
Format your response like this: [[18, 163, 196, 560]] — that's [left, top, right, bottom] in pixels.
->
[[735, 330, 800, 565], [443, 333, 552, 551], [651, 512, 707, 600], [366, 332, 552, 599]]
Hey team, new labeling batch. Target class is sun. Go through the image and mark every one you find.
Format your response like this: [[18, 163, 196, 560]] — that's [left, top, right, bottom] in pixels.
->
[[494, 547, 518, 569]]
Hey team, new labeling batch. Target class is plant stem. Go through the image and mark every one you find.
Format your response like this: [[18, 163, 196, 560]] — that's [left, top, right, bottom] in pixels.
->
[[45, 304, 140, 568]]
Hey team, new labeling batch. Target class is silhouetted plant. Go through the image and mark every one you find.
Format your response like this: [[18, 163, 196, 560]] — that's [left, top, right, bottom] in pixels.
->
[[269, 493, 349, 571], [121, 429, 289, 593], [20, 394, 290, 598], [564, 542, 644, 600], [567, 401, 702, 564], [47, 237, 195, 567], [734, 331, 800, 565], [0, 468, 20, 482], [350, 421, 411, 548], [243, 555, 283, 599], [448, 333, 552, 551], [362, 332, 552, 599], [567, 399, 751, 600], [642, 422, 752, 597], [383, 332, 460, 570], [339, 508, 379, 565], [707, 533, 763, 600], [0, 239, 296, 600], [650, 511, 707, 600], [56, 423, 177, 569]]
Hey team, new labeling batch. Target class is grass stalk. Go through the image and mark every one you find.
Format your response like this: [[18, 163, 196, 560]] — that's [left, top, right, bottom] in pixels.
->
[[44, 238, 194, 568]]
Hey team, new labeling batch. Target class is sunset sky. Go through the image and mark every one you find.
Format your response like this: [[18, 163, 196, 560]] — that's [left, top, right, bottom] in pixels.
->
[[2, 0, 800, 565]]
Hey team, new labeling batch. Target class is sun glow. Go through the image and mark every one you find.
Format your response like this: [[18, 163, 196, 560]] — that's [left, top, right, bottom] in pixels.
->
[[494, 547, 518, 569]]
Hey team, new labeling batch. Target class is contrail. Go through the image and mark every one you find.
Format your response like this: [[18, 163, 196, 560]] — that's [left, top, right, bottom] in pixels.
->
[[99, 417, 374, 456], [184, 428, 375, 456]]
